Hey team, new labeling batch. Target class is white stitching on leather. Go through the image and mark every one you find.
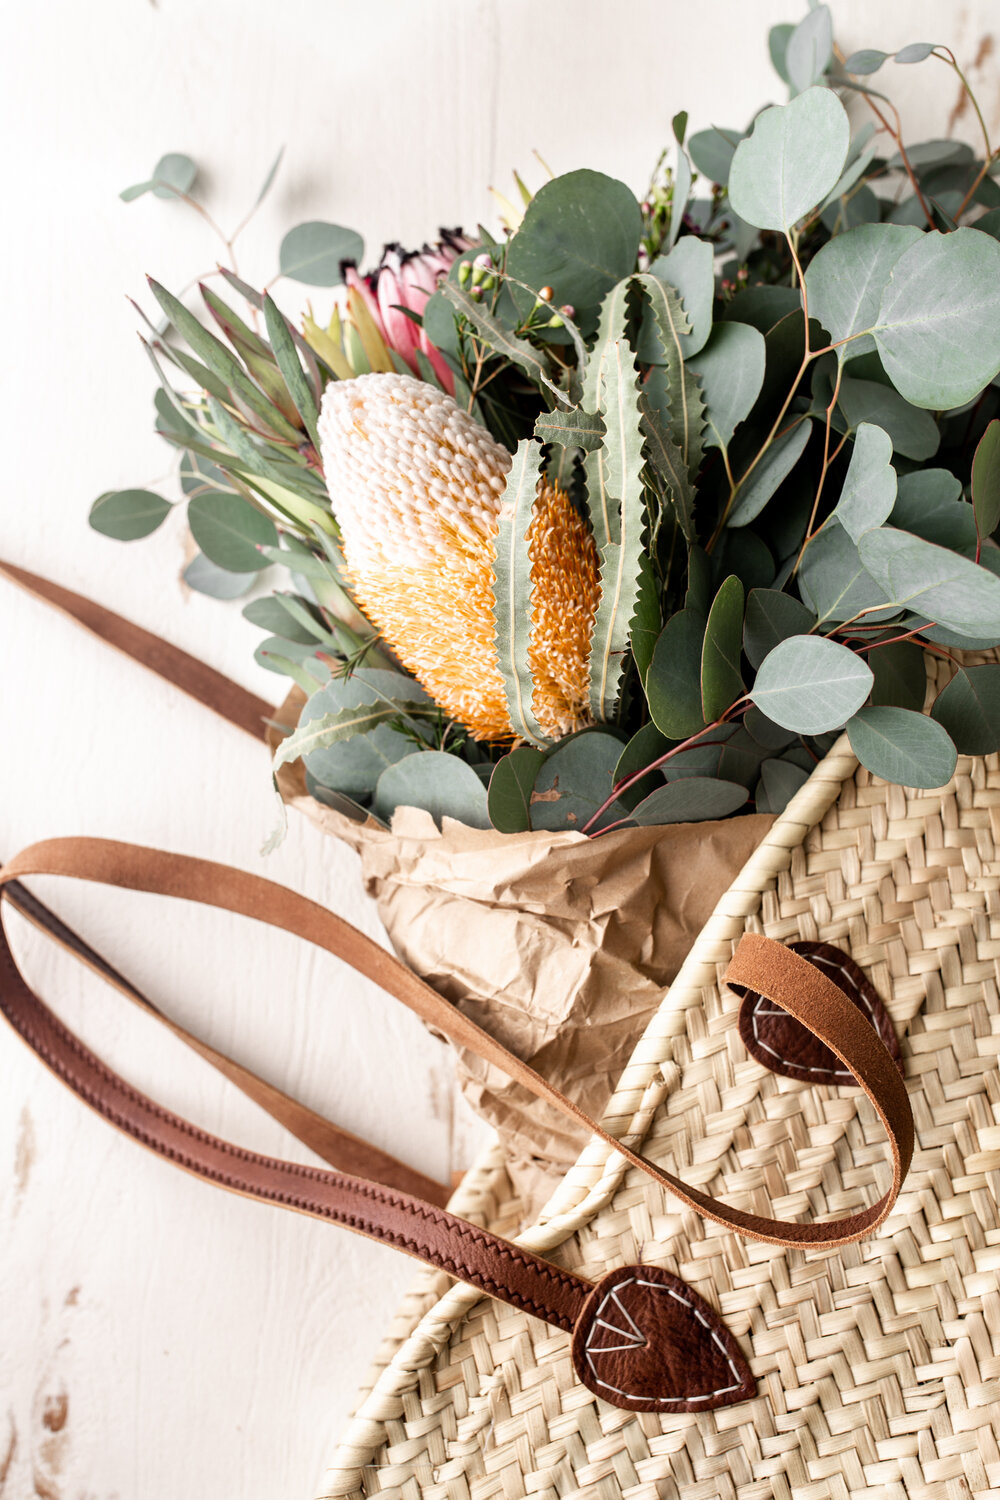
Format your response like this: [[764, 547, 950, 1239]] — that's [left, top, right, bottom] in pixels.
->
[[749, 950, 878, 1079], [583, 1277, 744, 1404]]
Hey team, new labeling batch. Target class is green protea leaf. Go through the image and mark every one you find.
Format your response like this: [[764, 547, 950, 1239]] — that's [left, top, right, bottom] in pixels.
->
[[147, 277, 303, 445], [263, 293, 322, 450]]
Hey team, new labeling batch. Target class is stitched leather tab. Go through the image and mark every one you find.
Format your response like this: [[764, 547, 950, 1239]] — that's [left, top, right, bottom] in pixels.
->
[[738, 940, 901, 1084], [571, 1265, 755, 1412]]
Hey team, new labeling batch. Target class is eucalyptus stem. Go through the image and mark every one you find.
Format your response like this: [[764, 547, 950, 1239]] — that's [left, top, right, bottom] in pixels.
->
[[835, 44, 935, 228], [934, 48, 992, 161], [580, 702, 749, 837], [932, 47, 998, 220], [707, 228, 815, 552], [791, 360, 845, 578]]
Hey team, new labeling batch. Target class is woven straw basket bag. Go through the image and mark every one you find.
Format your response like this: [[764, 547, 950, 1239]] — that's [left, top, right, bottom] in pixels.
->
[[320, 649, 1000, 1500], [2, 565, 999, 1500]]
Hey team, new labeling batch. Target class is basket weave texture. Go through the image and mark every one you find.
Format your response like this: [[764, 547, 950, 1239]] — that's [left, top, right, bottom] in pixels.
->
[[320, 659, 1000, 1500]]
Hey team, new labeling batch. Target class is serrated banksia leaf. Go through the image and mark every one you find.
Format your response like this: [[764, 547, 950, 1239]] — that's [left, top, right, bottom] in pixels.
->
[[317, 373, 600, 741]]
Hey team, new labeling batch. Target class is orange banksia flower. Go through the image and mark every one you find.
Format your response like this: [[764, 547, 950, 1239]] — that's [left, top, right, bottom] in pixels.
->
[[317, 373, 600, 741]]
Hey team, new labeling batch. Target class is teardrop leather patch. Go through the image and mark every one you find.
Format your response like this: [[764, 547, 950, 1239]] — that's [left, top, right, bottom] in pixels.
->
[[571, 1264, 755, 1412], [738, 939, 902, 1084]]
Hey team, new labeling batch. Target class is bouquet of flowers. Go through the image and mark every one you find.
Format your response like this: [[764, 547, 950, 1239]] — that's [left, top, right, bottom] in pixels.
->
[[91, 8, 1000, 1199]]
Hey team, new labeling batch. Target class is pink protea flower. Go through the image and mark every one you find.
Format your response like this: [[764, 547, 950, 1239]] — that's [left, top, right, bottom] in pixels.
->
[[344, 230, 472, 393]]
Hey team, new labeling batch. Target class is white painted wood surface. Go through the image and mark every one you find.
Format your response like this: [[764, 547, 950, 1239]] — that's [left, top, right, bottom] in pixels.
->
[[1, 2, 997, 1496]]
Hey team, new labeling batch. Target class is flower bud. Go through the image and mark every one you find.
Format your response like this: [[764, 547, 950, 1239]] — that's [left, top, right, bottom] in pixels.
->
[[538, 285, 554, 302]]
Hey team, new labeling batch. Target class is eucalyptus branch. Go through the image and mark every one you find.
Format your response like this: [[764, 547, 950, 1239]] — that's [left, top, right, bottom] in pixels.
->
[[834, 44, 935, 228], [933, 48, 992, 161], [791, 361, 845, 578], [580, 700, 749, 837]]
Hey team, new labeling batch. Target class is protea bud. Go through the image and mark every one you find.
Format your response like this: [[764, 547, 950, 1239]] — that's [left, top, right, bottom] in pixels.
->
[[341, 232, 473, 394], [317, 373, 599, 742]]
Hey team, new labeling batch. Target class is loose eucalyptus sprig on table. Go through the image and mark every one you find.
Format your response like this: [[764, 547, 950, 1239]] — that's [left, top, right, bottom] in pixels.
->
[[93, 6, 1000, 837]]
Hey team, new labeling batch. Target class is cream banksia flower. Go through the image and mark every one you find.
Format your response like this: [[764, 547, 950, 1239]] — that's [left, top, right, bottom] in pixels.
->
[[317, 372, 600, 742]]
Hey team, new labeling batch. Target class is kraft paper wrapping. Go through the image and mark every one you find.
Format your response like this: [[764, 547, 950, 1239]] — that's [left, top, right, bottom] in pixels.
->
[[272, 689, 774, 1215]]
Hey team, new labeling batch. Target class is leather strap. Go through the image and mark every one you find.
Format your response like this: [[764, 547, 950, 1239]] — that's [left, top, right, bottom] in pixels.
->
[[0, 563, 434, 1194], [1, 839, 913, 1253], [1, 876, 451, 1206], [0, 559, 274, 740], [0, 894, 590, 1330]]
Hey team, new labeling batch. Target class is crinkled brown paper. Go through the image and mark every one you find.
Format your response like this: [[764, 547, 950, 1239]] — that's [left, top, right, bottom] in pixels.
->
[[273, 688, 773, 1216]]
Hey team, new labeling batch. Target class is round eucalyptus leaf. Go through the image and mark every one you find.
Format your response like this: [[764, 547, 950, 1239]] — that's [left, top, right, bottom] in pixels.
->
[[152, 152, 197, 200], [89, 488, 172, 541], [743, 588, 816, 668], [893, 141, 975, 174], [847, 706, 956, 788], [785, 5, 833, 93], [279, 222, 365, 286], [506, 170, 642, 333], [890, 469, 976, 551], [701, 575, 745, 720], [804, 223, 923, 360], [894, 42, 937, 64], [744, 705, 798, 749], [930, 665, 1000, 754], [184, 553, 258, 599], [300, 669, 429, 798], [755, 757, 811, 813], [647, 609, 708, 738], [842, 48, 889, 75], [665, 146, 692, 252], [868, 640, 928, 710], [629, 776, 747, 827], [613, 720, 671, 806], [798, 521, 895, 624], [973, 420, 1000, 542], [769, 22, 795, 84], [487, 747, 545, 833], [640, 236, 715, 359], [528, 732, 629, 833], [375, 751, 491, 830], [821, 184, 881, 234], [718, 726, 769, 789], [188, 493, 279, 572], [729, 87, 850, 232], [859, 527, 1000, 637], [243, 593, 322, 644], [688, 322, 766, 450], [975, 208, 1000, 242], [687, 127, 743, 187], [751, 634, 873, 733], [835, 376, 940, 461], [722, 285, 801, 333], [831, 422, 896, 542], [873, 228, 1000, 409], [709, 528, 776, 593], [729, 420, 811, 527], [119, 181, 156, 203]]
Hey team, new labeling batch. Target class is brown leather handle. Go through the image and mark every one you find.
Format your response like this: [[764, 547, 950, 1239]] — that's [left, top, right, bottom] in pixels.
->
[[0, 559, 275, 739], [2, 875, 451, 1206], [0, 890, 591, 1331], [1, 839, 913, 1252]]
